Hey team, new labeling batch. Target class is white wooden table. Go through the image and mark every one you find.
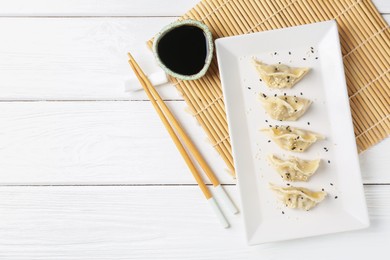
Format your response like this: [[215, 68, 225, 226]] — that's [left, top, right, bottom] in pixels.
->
[[0, 1, 389, 259]]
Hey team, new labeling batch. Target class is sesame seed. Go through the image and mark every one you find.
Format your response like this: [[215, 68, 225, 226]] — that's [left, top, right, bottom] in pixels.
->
[[259, 78, 262, 81], [315, 57, 319, 59], [282, 211, 285, 214], [265, 120, 268, 122], [262, 93, 267, 98], [288, 51, 291, 55], [269, 125, 272, 127], [328, 160, 330, 164], [287, 183, 290, 186], [274, 94, 277, 97], [330, 183, 334, 186], [248, 87, 251, 90], [322, 188, 325, 191], [278, 61, 281, 64], [307, 122, 310, 125], [274, 52, 277, 55], [303, 58, 306, 60], [268, 140, 271, 143], [335, 196, 338, 199], [284, 93, 286, 96]]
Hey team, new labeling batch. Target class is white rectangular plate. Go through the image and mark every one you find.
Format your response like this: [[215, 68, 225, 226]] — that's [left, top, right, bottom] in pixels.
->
[[216, 20, 369, 245]]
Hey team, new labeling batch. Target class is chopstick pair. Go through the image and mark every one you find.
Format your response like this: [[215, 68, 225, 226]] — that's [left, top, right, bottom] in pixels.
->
[[127, 53, 238, 228]]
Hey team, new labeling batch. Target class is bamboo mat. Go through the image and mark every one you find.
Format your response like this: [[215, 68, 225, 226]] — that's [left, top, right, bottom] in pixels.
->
[[147, 0, 390, 176]]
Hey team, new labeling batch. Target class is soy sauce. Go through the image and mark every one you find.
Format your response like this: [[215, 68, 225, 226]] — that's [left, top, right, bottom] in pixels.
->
[[157, 25, 207, 76]]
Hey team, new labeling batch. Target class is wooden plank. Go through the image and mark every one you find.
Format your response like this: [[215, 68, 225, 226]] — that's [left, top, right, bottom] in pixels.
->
[[0, 17, 181, 101], [0, 0, 387, 16], [0, 101, 231, 184], [0, 101, 388, 184], [0, 15, 388, 101], [0, 185, 388, 259]]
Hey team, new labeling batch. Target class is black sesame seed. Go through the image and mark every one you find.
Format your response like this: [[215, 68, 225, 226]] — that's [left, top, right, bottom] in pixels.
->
[[285, 97, 288, 101], [282, 211, 285, 214], [259, 78, 263, 81], [287, 183, 290, 186], [335, 196, 338, 199], [296, 136, 300, 139], [315, 57, 319, 60], [322, 188, 325, 191], [274, 94, 277, 97], [295, 100, 298, 103], [289, 51, 291, 55], [307, 122, 310, 125], [291, 147, 296, 150], [311, 46, 314, 49], [274, 52, 277, 55], [248, 87, 251, 89], [268, 140, 271, 143], [262, 93, 267, 98], [300, 148, 303, 151], [311, 50, 314, 53], [328, 160, 330, 164], [294, 109, 297, 112], [278, 61, 281, 64], [284, 93, 286, 96], [300, 92, 303, 95], [265, 120, 268, 122], [303, 58, 306, 60], [330, 183, 334, 186], [269, 125, 272, 127]]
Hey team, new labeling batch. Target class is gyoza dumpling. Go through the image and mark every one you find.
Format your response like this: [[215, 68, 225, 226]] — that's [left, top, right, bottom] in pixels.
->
[[270, 183, 327, 210], [268, 154, 320, 181], [253, 59, 309, 89], [261, 126, 324, 152], [259, 94, 311, 121]]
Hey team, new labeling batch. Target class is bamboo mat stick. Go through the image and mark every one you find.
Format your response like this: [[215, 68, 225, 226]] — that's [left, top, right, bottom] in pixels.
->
[[146, 0, 390, 169]]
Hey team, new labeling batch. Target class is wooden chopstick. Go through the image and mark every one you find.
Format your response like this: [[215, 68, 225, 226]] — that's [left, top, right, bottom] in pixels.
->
[[127, 53, 231, 228], [127, 53, 238, 215]]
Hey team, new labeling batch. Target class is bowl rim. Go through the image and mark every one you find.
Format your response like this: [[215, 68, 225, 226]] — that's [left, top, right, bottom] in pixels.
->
[[152, 19, 214, 81]]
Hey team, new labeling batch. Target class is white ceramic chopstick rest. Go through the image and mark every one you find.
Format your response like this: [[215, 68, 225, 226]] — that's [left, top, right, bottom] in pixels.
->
[[208, 197, 229, 228], [124, 70, 168, 92], [214, 184, 239, 214]]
